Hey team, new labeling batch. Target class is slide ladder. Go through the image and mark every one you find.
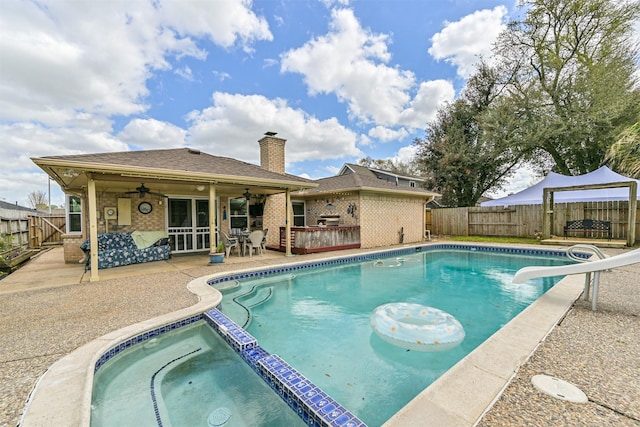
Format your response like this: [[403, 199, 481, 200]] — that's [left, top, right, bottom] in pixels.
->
[[566, 244, 608, 263]]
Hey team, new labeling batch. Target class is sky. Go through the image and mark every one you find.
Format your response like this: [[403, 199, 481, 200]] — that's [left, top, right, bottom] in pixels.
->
[[1, 0, 544, 208]]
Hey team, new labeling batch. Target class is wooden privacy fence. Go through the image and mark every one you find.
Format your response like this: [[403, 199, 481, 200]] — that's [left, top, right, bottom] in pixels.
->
[[0, 217, 30, 249], [431, 201, 640, 243]]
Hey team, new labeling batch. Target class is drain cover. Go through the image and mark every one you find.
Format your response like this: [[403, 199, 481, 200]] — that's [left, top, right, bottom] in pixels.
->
[[208, 407, 232, 426], [531, 374, 588, 403]]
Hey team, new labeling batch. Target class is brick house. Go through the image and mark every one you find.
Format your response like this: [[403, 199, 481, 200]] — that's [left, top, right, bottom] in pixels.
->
[[290, 163, 438, 250], [32, 133, 438, 279]]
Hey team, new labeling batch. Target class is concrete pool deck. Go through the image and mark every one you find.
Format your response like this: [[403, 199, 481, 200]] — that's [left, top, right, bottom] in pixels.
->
[[1, 242, 638, 426]]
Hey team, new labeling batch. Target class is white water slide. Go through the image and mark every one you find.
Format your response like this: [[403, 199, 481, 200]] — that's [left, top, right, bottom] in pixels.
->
[[513, 247, 640, 311]]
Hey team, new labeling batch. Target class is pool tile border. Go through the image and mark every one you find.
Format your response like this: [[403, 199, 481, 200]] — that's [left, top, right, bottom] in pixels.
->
[[204, 308, 366, 427], [93, 314, 203, 372], [206, 243, 581, 287]]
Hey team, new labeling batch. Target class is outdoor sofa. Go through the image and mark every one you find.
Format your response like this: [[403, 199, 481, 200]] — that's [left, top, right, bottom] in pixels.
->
[[80, 230, 171, 270]]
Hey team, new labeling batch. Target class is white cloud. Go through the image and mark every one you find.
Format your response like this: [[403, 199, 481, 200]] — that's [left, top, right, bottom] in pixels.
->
[[393, 145, 417, 164], [213, 70, 232, 81], [118, 119, 188, 149], [0, 122, 128, 206], [429, 6, 508, 78], [0, 0, 271, 125], [488, 165, 539, 198], [158, 0, 273, 51], [281, 7, 455, 130], [185, 92, 362, 164], [0, 0, 274, 206], [399, 80, 455, 128], [175, 65, 194, 81], [281, 8, 412, 125], [368, 126, 409, 142]]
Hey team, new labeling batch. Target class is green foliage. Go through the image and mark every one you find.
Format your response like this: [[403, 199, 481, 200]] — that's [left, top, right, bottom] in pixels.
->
[[216, 242, 225, 253], [491, 0, 640, 175], [414, 62, 524, 207], [605, 121, 640, 178], [0, 234, 13, 251], [415, 0, 639, 206]]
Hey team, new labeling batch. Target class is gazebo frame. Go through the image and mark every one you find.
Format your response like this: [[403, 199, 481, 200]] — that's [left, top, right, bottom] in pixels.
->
[[542, 181, 638, 246]]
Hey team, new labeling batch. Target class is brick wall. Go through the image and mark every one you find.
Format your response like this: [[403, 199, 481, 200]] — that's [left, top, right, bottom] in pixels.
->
[[359, 194, 424, 248], [304, 194, 358, 226], [262, 193, 287, 247], [62, 234, 85, 263], [259, 135, 286, 174], [86, 195, 165, 234]]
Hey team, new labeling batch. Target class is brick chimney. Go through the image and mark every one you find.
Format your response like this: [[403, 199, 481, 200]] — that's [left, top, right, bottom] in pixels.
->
[[259, 132, 286, 174]]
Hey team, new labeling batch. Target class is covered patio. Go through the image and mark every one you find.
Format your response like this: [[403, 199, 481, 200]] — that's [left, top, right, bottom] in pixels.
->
[[31, 135, 317, 281]]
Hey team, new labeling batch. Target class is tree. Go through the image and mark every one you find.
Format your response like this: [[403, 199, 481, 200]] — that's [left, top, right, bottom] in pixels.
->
[[605, 121, 640, 178], [491, 0, 640, 176], [27, 190, 48, 210], [357, 156, 420, 177], [414, 63, 524, 207]]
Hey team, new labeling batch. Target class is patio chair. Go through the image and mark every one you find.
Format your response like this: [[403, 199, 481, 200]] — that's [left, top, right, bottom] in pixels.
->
[[261, 228, 269, 251], [244, 230, 264, 257], [221, 231, 240, 257]]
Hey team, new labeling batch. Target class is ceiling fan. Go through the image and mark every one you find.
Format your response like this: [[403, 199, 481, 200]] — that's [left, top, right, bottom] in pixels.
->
[[124, 183, 167, 198]]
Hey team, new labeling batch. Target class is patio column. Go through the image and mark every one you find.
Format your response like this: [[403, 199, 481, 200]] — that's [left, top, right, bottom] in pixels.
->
[[87, 175, 99, 281], [285, 189, 292, 256], [208, 184, 217, 253]]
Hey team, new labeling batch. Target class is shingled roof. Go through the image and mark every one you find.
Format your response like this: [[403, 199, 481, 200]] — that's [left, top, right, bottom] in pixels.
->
[[296, 167, 439, 198], [34, 148, 313, 185]]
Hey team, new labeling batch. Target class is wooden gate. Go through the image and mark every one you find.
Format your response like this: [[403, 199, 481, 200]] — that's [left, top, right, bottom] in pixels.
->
[[29, 214, 66, 247]]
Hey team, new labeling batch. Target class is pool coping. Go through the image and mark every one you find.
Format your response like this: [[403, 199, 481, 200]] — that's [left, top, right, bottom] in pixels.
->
[[19, 243, 584, 426]]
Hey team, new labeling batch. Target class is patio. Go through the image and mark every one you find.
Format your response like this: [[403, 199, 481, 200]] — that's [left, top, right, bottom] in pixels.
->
[[1, 243, 638, 426]]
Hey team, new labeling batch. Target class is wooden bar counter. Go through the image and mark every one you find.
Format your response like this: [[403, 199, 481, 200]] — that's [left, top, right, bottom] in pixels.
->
[[278, 226, 360, 254]]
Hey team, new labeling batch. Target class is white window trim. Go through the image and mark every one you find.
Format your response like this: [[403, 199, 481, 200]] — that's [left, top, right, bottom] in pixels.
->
[[66, 195, 83, 235]]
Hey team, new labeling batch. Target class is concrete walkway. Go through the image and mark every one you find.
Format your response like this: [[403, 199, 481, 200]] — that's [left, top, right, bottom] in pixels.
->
[[1, 243, 638, 426]]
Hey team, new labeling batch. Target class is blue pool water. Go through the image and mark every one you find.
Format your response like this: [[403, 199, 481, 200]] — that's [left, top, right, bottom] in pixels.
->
[[91, 322, 305, 426], [216, 248, 571, 425], [91, 245, 575, 427]]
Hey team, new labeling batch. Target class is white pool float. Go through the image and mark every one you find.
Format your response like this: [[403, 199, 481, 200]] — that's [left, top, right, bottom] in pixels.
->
[[370, 303, 465, 352]]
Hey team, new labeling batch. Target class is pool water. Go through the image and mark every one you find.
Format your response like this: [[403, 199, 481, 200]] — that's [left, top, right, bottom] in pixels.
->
[[218, 249, 570, 425], [91, 322, 305, 427]]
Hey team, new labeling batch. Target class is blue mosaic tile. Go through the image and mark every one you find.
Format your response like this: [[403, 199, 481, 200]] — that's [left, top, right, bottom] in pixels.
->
[[204, 308, 258, 352], [94, 313, 203, 372]]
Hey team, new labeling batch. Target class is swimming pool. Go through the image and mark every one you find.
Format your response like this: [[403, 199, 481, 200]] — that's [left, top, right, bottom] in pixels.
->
[[89, 244, 577, 426], [216, 246, 572, 425]]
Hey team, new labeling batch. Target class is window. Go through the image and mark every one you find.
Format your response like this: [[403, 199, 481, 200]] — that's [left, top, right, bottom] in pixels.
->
[[292, 201, 305, 226], [229, 197, 248, 230], [67, 195, 82, 234]]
